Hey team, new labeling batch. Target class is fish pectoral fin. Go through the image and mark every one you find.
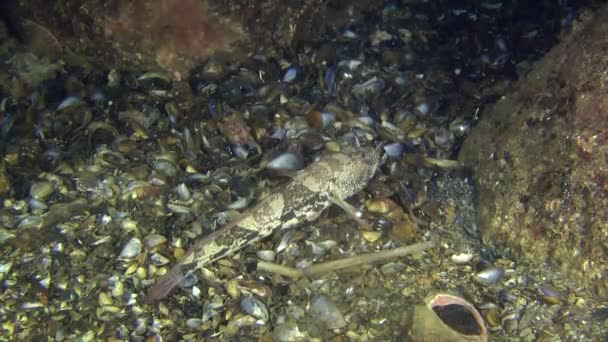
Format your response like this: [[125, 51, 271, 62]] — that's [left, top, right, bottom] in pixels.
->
[[327, 193, 372, 229], [145, 263, 188, 304]]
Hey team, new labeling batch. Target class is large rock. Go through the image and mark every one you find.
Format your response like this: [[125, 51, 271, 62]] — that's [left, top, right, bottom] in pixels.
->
[[459, 5, 608, 295]]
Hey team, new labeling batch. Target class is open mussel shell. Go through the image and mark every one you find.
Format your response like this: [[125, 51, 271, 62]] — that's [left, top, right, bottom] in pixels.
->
[[405, 294, 487, 342]]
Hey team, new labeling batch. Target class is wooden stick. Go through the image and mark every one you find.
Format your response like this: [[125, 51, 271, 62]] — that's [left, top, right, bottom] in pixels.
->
[[257, 241, 434, 279]]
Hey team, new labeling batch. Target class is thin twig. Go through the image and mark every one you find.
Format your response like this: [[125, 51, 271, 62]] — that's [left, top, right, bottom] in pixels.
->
[[257, 241, 434, 279]]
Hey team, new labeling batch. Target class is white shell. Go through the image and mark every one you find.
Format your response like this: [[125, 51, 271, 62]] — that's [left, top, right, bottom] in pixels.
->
[[256, 250, 276, 262], [451, 253, 474, 264]]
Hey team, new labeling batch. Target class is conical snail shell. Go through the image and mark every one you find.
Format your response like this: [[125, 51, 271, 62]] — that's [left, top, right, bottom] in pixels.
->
[[406, 294, 488, 342]]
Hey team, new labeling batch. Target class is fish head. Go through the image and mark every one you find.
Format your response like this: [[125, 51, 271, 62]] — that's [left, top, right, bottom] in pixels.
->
[[329, 144, 381, 197]]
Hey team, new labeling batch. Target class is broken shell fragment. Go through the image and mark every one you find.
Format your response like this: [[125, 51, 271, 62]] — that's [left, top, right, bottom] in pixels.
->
[[30, 181, 54, 200], [361, 230, 382, 242], [384, 142, 404, 159], [256, 250, 276, 261], [451, 253, 474, 264], [266, 152, 304, 171], [406, 294, 487, 342], [241, 296, 269, 322], [144, 234, 167, 249], [390, 216, 417, 241], [150, 253, 170, 266], [119, 238, 142, 259], [366, 198, 391, 214]]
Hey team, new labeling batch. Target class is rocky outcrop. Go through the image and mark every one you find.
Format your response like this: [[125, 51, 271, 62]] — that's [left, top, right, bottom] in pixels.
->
[[459, 5, 608, 295]]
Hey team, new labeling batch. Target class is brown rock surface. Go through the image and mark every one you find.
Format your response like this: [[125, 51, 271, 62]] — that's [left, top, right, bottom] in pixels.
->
[[459, 5, 608, 295]]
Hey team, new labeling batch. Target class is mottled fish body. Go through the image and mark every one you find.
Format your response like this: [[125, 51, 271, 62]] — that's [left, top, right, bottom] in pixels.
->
[[145, 146, 380, 303]]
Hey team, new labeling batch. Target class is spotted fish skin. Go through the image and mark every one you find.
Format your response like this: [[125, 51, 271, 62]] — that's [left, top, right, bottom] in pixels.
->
[[145, 146, 380, 303]]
